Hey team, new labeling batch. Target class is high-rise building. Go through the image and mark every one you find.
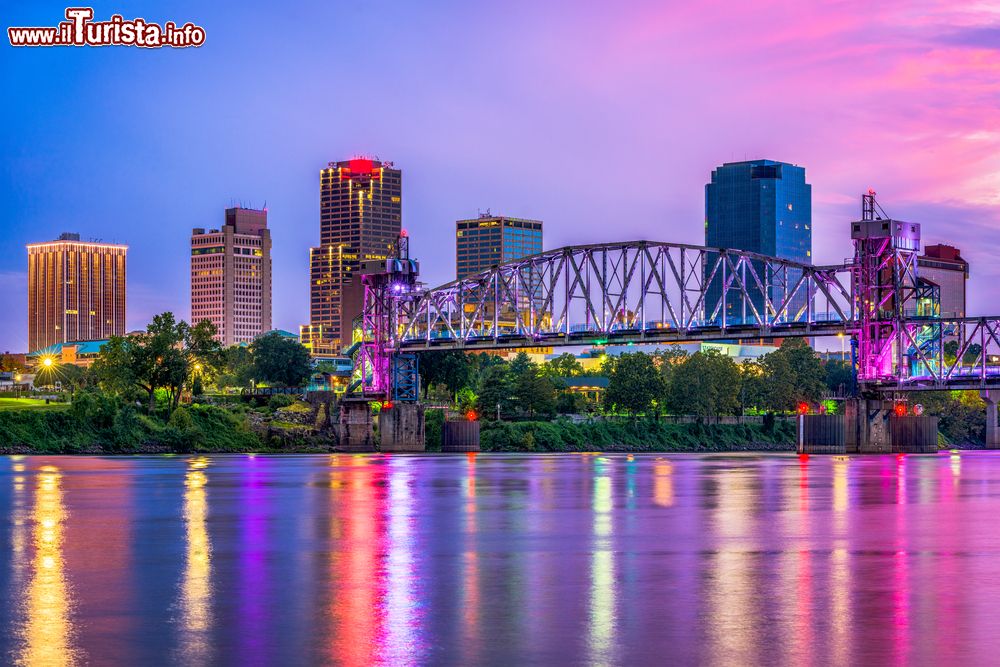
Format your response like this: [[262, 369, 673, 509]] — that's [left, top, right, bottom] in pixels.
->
[[918, 244, 968, 319], [705, 160, 812, 322], [301, 158, 402, 356], [27, 232, 127, 353], [191, 207, 272, 346], [456, 213, 543, 279]]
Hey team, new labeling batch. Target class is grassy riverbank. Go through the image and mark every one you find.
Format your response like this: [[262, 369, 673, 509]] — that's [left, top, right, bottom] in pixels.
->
[[0, 400, 796, 454]]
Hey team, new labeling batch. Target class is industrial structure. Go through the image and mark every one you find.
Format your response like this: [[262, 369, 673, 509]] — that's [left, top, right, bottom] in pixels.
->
[[27, 233, 127, 353], [191, 206, 272, 346]]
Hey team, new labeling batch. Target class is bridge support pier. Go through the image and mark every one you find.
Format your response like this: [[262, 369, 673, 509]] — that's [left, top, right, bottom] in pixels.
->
[[339, 398, 375, 452], [378, 403, 425, 452], [800, 400, 938, 454], [980, 390, 1000, 449]]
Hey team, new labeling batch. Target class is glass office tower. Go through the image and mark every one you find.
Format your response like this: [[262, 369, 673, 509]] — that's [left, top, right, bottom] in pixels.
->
[[704, 160, 812, 323]]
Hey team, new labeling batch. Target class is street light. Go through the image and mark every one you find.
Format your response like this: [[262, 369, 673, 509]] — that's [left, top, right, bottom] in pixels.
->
[[838, 333, 846, 361]]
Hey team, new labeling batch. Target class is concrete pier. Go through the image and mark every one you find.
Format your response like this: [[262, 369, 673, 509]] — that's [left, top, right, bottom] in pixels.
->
[[378, 403, 425, 452], [339, 398, 375, 452], [799, 399, 938, 454]]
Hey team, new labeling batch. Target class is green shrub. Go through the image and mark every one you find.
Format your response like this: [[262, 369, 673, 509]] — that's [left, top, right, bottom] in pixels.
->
[[268, 394, 295, 410], [424, 408, 444, 451]]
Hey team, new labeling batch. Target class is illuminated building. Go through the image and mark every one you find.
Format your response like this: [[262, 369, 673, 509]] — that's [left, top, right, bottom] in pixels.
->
[[301, 158, 401, 356], [191, 207, 272, 346], [456, 213, 542, 279], [27, 233, 127, 354], [918, 244, 968, 319], [456, 214, 543, 327], [704, 160, 812, 322]]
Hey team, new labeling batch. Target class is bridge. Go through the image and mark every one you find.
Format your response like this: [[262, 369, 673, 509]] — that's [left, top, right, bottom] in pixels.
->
[[347, 193, 1000, 453]]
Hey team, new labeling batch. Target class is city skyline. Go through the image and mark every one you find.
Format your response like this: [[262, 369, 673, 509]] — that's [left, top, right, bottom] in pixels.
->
[[3, 1, 1000, 352]]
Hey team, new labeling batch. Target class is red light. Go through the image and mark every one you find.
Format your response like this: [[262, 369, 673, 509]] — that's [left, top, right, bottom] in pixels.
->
[[348, 158, 374, 175], [383, 401, 393, 410], [465, 410, 477, 421], [894, 402, 907, 417], [797, 402, 809, 415]]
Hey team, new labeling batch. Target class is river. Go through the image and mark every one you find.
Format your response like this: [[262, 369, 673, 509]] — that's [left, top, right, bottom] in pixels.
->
[[1, 452, 999, 665]]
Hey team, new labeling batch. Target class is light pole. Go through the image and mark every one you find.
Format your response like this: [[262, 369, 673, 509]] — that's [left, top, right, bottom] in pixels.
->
[[838, 333, 846, 361]]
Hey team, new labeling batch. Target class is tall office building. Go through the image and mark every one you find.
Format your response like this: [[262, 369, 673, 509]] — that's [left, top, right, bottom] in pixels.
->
[[456, 213, 543, 279], [705, 160, 812, 322], [27, 233, 127, 353], [191, 207, 272, 346], [301, 158, 402, 356], [918, 244, 968, 319]]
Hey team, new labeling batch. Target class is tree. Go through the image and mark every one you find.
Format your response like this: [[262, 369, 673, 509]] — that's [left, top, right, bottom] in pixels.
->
[[666, 350, 741, 418], [93, 312, 212, 414], [250, 332, 312, 387], [823, 359, 854, 397], [543, 353, 584, 379], [218, 345, 255, 389], [416, 350, 472, 400], [605, 352, 665, 416], [477, 361, 514, 420], [757, 339, 826, 411], [509, 352, 557, 418], [758, 352, 797, 412]]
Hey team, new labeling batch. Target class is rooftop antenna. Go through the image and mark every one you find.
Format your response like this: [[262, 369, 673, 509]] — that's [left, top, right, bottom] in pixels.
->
[[861, 188, 890, 221]]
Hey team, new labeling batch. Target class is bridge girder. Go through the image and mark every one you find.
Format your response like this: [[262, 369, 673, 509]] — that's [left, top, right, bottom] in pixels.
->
[[396, 240, 855, 349]]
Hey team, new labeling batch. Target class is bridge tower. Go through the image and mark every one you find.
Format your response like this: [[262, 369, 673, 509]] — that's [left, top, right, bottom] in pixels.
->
[[851, 190, 921, 382], [357, 231, 421, 399]]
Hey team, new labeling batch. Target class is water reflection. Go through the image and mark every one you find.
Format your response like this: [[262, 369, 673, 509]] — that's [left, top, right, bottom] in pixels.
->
[[20, 464, 76, 666], [6, 453, 1000, 664], [381, 457, 421, 664], [588, 457, 615, 664], [178, 456, 212, 664]]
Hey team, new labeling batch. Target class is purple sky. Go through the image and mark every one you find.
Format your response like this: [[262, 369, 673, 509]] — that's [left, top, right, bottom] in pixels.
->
[[2, 1, 999, 352]]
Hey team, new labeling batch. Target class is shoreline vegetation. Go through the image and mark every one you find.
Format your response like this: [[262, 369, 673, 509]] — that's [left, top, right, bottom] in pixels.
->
[[0, 397, 800, 455], [1, 312, 989, 455]]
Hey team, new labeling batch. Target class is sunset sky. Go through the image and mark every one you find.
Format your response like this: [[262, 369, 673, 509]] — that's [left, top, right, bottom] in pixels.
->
[[2, 0, 999, 352]]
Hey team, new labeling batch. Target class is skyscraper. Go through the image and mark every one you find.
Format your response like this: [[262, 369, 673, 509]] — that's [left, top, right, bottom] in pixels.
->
[[191, 207, 272, 346], [301, 158, 402, 356], [456, 213, 543, 279], [705, 160, 812, 322], [27, 232, 127, 353]]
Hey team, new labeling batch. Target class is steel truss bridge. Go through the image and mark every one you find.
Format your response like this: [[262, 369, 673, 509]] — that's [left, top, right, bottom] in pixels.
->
[[357, 203, 1000, 397]]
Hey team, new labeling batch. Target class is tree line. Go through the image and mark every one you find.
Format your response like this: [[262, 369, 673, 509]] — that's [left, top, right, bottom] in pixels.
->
[[418, 338, 851, 420]]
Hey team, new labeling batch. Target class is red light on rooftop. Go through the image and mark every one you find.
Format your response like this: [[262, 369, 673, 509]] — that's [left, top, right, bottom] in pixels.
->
[[894, 402, 907, 417], [465, 410, 478, 422], [348, 158, 374, 175], [797, 402, 809, 415]]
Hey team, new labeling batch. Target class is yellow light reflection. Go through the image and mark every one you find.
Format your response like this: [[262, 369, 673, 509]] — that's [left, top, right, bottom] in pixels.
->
[[180, 457, 212, 663], [588, 463, 615, 664], [22, 464, 77, 666], [653, 460, 674, 507]]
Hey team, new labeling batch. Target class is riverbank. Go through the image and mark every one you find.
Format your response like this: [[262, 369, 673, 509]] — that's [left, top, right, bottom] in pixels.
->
[[0, 402, 799, 454]]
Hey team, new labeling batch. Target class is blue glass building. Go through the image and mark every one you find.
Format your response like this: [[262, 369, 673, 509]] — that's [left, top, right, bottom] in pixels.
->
[[704, 160, 812, 323]]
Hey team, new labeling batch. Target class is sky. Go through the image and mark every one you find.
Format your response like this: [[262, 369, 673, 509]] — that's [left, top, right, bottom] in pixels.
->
[[2, 0, 999, 353]]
